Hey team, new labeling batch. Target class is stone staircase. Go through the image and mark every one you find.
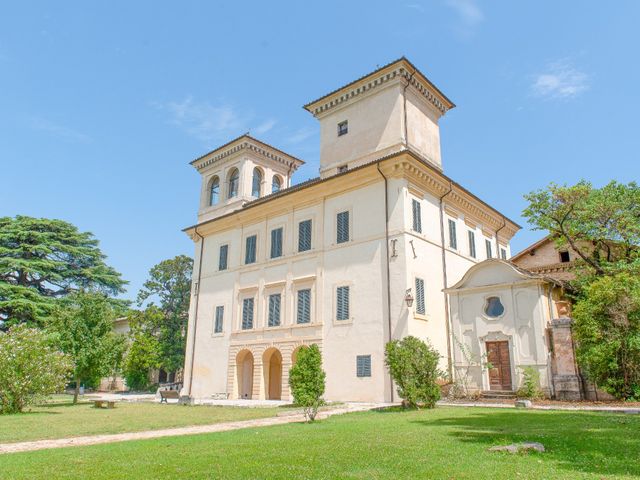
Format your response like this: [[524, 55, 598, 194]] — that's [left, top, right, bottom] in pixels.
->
[[481, 390, 516, 400]]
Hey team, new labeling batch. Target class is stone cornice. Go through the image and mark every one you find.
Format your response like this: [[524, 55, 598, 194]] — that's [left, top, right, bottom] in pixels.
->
[[191, 134, 305, 172], [185, 150, 520, 241], [387, 158, 520, 235], [304, 57, 455, 117]]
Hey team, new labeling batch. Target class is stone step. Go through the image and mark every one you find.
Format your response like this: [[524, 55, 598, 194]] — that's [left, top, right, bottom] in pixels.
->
[[481, 390, 516, 399]]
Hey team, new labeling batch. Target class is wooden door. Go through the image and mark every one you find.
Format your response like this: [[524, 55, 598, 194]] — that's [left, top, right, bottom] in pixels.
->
[[486, 341, 512, 391]]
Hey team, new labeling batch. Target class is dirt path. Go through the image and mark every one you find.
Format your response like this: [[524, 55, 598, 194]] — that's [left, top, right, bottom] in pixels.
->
[[0, 404, 375, 455]]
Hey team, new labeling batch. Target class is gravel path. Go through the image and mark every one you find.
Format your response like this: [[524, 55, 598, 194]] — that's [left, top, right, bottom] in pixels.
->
[[0, 404, 375, 455], [437, 400, 640, 413]]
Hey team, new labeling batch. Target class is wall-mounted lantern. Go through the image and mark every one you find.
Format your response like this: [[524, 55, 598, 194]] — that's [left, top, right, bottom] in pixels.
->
[[404, 288, 414, 308]]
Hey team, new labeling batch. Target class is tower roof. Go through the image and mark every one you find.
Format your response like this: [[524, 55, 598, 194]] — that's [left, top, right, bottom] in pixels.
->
[[190, 134, 305, 172], [303, 57, 456, 117]]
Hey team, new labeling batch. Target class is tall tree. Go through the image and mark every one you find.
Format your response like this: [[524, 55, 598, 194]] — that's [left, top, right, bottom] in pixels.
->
[[48, 292, 126, 404], [523, 181, 640, 277], [123, 308, 163, 391], [0, 216, 126, 328], [523, 180, 640, 399], [137, 255, 192, 374]]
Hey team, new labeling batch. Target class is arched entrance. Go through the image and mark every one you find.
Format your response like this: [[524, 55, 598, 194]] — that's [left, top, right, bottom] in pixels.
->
[[263, 348, 283, 400], [236, 350, 254, 399]]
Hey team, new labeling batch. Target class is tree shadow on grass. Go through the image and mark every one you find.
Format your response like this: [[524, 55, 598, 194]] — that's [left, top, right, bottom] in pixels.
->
[[37, 401, 91, 409], [414, 409, 640, 478]]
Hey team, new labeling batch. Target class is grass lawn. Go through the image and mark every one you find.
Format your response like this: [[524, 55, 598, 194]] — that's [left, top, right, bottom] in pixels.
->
[[1, 407, 639, 479], [0, 396, 278, 444]]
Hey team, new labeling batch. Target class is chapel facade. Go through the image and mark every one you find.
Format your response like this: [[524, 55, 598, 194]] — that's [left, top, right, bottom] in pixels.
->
[[180, 58, 522, 403]]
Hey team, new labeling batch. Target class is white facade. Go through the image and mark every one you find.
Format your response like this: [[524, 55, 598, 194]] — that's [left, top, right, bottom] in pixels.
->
[[181, 58, 519, 403], [446, 260, 559, 394]]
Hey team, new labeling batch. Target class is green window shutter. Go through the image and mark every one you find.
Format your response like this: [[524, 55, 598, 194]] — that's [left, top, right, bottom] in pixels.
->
[[415, 277, 426, 315], [297, 289, 311, 324], [298, 220, 312, 252], [214, 306, 224, 333], [336, 286, 350, 321], [245, 235, 257, 264], [356, 355, 371, 377], [219, 244, 228, 270], [412, 199, 422, 233], [268, 294, 281, 327], [242, 298, 254, 330], [485, 239, 492, 259], [337, 211, 350, 244], [270, 228, 283, 259], [468, 231, 476, 258], [448, 219, 457, 249]]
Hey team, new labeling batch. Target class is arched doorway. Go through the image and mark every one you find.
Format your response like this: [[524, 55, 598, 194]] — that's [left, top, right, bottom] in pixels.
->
[[263, 348, 283, 400], [236, 350, 254, 399]]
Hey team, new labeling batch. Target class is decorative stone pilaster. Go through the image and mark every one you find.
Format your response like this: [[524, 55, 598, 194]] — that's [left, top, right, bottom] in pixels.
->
[[549, 318, 582, 400]]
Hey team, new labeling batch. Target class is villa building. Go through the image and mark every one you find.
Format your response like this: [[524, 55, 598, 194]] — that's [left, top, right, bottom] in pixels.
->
[[179, 58, 525, 403]]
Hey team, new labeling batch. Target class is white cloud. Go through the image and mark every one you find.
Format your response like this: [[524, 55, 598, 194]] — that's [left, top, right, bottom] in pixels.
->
[[253, 118, 277, 135], [155, 96, 249, 142], [531, 60, 590, 100], [287, 127, 316, 145], [155, 97, 283, 143], [405, 3, 425, 12], [444, 0, 484, 28], [27, 116, 91, 143]]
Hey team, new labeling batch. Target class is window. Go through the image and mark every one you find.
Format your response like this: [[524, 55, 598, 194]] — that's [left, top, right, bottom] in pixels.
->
[[415, 277, 426, 315], [484, 296, 504, 318], [214, 306, 224, 333], [448, 219, 457, 249], [336, 211, 350, 244], [336, 286, 350, 321], [245, 235, 257, 264], [337, 120, 348, 136], [272, 175, 282, 194], [219, 244, 228, 271], [241, 298, 254, 329], [559, 251, 570, 263], [296, 289, 311, 324], [412, 199, 422, 233], [298, 219, 312, 252], [468, 231, 476, 258], [270, 227, 283, 259], [356, 355, 371, 377], [500, 248, 507, 260], [252, 168, 262, 197], [485, 239, 493, 259], [228, 169, 239, 199], [209, 176, 220, 206], [267, 293, 281, 327], [337, 165, 348, 173]]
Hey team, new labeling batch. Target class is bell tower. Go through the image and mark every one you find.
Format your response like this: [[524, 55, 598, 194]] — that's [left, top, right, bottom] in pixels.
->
[[303, 57, 455, 178], [191, 134, 304, 223]]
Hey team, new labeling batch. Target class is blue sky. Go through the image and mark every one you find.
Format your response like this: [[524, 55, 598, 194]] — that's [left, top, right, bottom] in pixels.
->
[[1, 1, 638, 300]]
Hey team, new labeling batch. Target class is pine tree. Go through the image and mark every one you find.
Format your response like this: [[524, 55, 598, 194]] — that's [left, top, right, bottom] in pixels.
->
[[0, 216, 126, 328]]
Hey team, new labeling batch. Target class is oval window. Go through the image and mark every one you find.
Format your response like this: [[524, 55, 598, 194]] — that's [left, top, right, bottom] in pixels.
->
[[484, 297, 504, 318]]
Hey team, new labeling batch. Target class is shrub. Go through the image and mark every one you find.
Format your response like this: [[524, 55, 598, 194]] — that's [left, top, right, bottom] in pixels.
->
[[288, 344, 326, 422], [385, 336, 442, 408], [516, 366, 544, 399], [572, 272, 640, 400], [0, 325, 72, 414]]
